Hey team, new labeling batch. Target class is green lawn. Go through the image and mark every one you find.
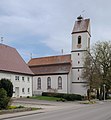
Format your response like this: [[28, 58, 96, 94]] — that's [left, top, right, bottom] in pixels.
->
[[30, 96, 60, 101]]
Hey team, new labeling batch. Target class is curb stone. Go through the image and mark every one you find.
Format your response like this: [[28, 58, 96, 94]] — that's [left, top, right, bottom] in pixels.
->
[[0, 110, 44, 120]]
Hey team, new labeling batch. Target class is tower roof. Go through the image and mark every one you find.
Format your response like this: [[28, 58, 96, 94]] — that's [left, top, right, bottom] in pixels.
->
[[72, 18, 90, 36], [0, 44, 33, 75]]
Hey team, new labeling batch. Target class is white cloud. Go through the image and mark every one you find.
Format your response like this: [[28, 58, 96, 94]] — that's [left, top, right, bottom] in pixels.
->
[[0, 0, 111, 61]]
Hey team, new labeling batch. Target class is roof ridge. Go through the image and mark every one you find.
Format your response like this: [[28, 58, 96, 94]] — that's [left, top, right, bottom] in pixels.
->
[[31, 54, 71, 60], [0, 44, 16, 50]]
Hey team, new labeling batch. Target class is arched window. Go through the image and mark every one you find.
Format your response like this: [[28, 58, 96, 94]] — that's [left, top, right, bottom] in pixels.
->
[[37, 77, 41, 89], [58, 76, 62, 89], [47, 77, 51, 89], [78, 36, 81, 44]]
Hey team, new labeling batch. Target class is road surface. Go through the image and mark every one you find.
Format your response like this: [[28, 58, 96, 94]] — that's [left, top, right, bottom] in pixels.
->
[[5, 102, 111, 120]]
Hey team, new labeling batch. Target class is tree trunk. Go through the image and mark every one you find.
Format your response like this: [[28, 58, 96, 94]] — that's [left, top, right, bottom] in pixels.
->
[[99, 87, 103, 100], [87, 89, 91, 101], [97, 89, 99, 99]]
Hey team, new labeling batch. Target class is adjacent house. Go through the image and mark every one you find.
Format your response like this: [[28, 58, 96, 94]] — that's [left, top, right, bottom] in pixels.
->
[[0, 44, 33, 97]]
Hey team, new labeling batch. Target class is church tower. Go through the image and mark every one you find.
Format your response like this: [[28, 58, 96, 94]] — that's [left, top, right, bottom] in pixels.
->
[[71, 16, 91, 95]]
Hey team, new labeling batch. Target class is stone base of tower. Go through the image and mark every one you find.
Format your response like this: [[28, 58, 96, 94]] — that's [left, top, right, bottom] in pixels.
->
[[71, 83, 87, 96]]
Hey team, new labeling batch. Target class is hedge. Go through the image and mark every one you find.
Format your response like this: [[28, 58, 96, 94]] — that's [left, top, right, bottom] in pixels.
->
[[42, 92, 83, 101]]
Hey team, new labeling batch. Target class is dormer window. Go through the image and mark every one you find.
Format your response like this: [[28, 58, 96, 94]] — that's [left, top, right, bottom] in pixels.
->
[[78, 36, 81, 44]]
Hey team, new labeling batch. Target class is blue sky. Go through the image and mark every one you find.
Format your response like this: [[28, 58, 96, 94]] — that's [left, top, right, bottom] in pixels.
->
[[0, 0, 111, 62]]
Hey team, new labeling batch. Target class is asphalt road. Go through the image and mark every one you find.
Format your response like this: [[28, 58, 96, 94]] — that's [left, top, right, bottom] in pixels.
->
[[5, 101, 111, 120]]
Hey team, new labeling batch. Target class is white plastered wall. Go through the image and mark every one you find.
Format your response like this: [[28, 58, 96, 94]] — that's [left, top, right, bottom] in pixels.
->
[[33, 74, 68, 95], [0, 72, 32, 97]]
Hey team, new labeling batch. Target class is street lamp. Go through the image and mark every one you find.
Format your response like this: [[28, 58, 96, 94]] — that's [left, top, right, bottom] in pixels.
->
[[103, 84, 106, 101]]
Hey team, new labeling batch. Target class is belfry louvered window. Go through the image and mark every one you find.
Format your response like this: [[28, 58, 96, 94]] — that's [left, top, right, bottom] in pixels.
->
[[78, 36, 81, 44]]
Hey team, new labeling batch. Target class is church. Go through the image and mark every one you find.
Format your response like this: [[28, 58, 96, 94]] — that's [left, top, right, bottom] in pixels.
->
[[28, 16, 91, 96]]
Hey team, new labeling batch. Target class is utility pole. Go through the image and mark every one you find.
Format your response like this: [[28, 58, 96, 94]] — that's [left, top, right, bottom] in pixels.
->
[[103, 84, 106, 101]]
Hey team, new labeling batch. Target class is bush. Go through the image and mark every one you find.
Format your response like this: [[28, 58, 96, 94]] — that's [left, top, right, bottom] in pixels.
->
[[0, 79, 13, 97], [0, 88, 10, 110], [63, 94, 82, 101], [8, 105, 25, 109], [42, 92, 83, 101]]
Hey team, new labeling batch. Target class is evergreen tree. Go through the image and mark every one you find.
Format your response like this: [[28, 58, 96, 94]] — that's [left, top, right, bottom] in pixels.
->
[[0, 78, 13, 97]]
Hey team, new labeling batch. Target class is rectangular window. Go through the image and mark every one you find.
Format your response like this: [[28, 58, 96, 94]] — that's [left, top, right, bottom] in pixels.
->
[[28, 88, 30, 93], [15, 76, 19, 81], [22, 77, 25, 81], [27, 77, 30, 82], [22, 88, 25, 93]]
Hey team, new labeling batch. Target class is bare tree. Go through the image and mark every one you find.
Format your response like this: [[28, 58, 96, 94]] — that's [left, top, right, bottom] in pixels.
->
[[82, 41, 111, 100], [82, 51, 101, 100]]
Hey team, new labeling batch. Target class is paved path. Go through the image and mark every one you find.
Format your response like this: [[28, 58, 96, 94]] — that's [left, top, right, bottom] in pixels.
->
[[2, 101, 111, 120], [0, 98, 88, 120]]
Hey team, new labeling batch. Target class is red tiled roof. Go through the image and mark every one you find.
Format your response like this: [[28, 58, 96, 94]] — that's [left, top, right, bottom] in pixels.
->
[[30, 64, 71, 75], [0, 44, 33, 75], [72, 19, 90, 34], [28, 54, 71, 75], [28, 54, 71, 66]]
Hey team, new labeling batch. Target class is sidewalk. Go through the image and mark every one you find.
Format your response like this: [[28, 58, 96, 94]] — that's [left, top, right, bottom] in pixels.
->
[[0, 109, 44, 120]]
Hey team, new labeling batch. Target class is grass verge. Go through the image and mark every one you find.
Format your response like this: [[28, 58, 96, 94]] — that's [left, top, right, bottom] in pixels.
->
[[79, 100, 96, 104], [0, 105, 41, 115], [30, 96, 60, 101]]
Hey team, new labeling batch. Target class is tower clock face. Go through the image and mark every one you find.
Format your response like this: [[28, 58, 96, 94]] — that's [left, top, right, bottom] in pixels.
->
[[77, 44, 81, 48]]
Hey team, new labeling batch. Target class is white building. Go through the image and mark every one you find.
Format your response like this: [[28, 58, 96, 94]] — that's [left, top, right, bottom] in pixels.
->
[[0, 44, 33, 97], [28, 16, 91, 96]]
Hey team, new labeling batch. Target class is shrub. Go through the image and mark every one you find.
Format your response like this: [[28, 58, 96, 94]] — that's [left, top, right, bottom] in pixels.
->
[[0, 78, 13, 97], [17, 105, 25, 108], [63, 94, 82, 101], [0, 88, 10, 109], [42, 92, 83, 101], [91, 95, 96, 99], [8, 106, 17, 109], [8, 105, 25, 109]]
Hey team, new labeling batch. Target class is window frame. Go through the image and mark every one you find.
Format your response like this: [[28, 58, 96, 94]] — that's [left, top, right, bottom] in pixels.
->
[[37, 77, 41, 89], [47, 77, 51, 89], [27, 77, 30, 82], [22, 88, 25, 93], [15, 76, 19, 81], [28, 88, 30, 93], [58, 76, 62, 89], [78, 36, 81, 44], [22, 77, 25, 82]]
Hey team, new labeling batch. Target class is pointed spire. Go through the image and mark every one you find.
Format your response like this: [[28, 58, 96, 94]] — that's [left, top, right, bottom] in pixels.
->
[[30, 53, 32, 59], [77, 15, 83, 21], [61, 49, 63, 55]]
